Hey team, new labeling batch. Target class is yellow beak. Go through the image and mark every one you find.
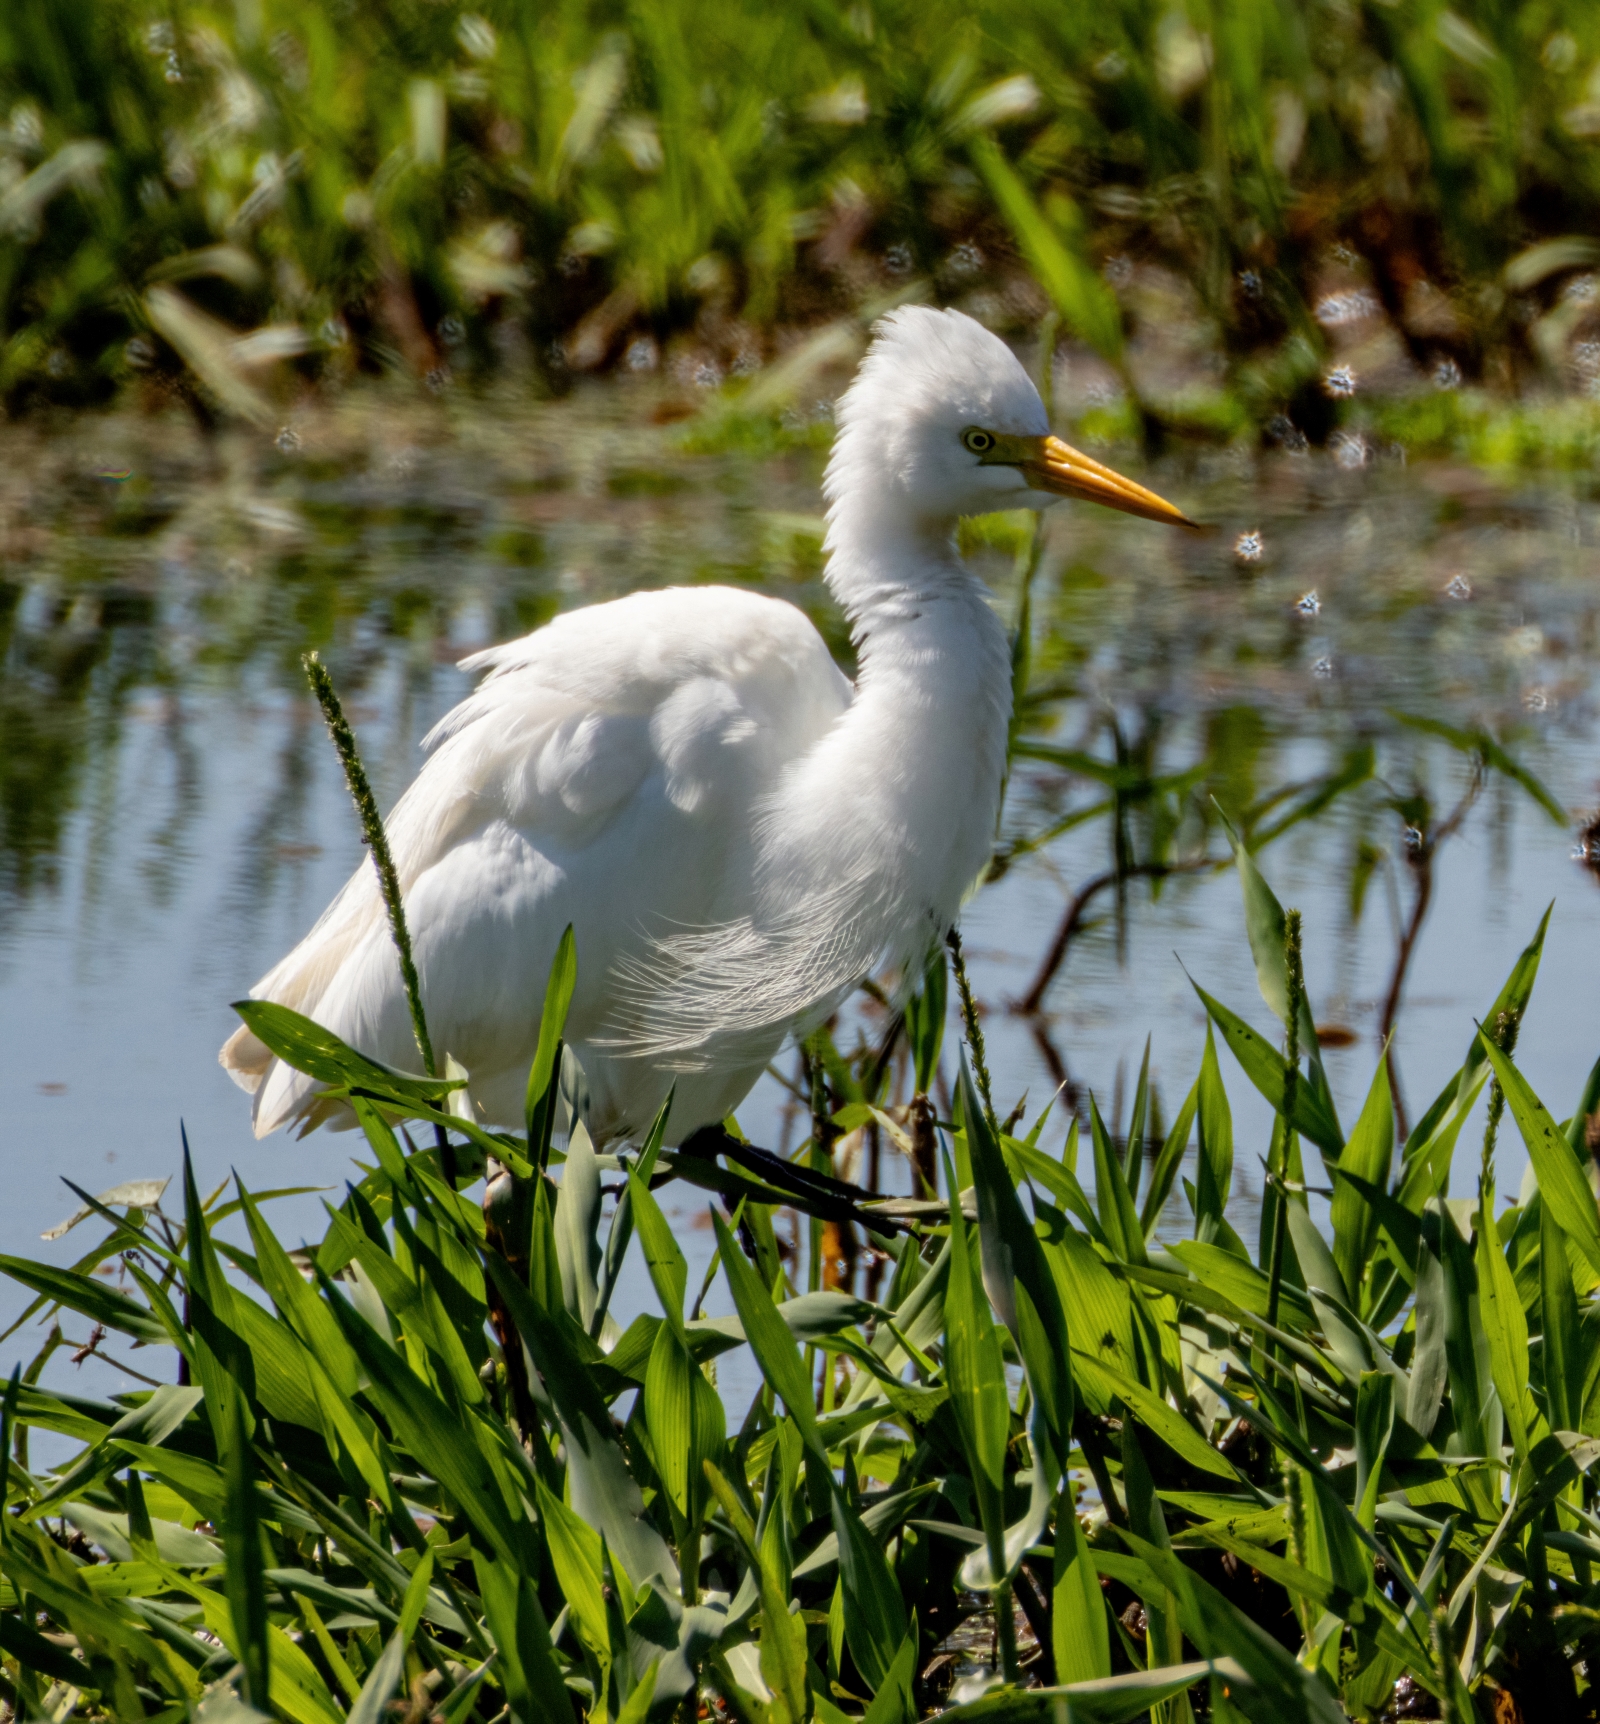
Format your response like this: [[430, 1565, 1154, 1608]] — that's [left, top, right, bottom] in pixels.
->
[[1020, 434, 1197, 528]]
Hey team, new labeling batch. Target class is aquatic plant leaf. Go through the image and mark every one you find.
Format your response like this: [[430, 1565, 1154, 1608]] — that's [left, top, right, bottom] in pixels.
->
[[230, 999, 461, 1100], [1399, 906, 1551, 1187], [40, 1178, 170, 1242], [1354, 1371, 1396, 1531], [859, 1623, 918, 1724], [472, 1553, 571, 1723], [1476, 1194, 1534, 1462], [1193, 1025, 1233, 1238], [555, 1119, 603, 1328], [525, 924, 576, 1161], [1542, 1200, 1582, 1434], [1089, 1091, 1147, 1266], [1481, 1036, 1600, 1280], [1120, 1533, 1347, 1724], [344, 1628, 407, 1724], [483, 1250, 678, 1589], [1329, 1058, 1394, 1310], [937, 1663, 1232, 1722], [1141, 1077, 1199, 1235], [238, 1186, 361, 1397], [1073, 1351, 1239, 1479], [832, 1481, 908, 1691], [536, 1477, 609, 1654], [1216, 809, 1322, 1058], [629, 1158, 689, 1333], [320, 1264, 529, 1571], [1407, 1211, 1449, 1440], [643, 1318, 724, 1522], [964, 1064, 1075, 1450], [905, 943, 947, 1095], [1053, 1481, 1111, 1684], [969, 135, 1122, 359], [944, 1151, 1011, 1577], [1191, 984, 1343, 1156], [961, 1392, 1058, 1590], [710, 1209, 822, 1456], [0, 1254, 168, 1346]]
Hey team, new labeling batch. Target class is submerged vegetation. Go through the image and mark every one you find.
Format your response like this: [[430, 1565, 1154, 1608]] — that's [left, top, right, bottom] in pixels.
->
[[6, 655, 1600, 1719], [8, 0, 1600, 436]]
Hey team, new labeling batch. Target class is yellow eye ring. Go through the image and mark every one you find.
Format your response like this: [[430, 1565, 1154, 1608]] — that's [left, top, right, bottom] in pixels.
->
[[962, 428, 994, 455]]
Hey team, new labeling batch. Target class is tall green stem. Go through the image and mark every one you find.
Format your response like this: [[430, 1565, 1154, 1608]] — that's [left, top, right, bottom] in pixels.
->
[[1265, 910, 1304, 1337], [303, 651, 436, 1080], [948, 926, 999, 1141], [1479, 1005, 1521, 1187], [995, 1577, 1020, 1685]]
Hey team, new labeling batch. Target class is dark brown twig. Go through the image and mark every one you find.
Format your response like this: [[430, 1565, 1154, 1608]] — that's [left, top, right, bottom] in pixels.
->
[[1377, 767, 1482, 1140], [1017, 859, 1214, 1016]]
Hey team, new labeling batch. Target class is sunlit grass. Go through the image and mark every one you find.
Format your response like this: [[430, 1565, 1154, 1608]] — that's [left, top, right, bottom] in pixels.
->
[[7, 0, 1600, 436]]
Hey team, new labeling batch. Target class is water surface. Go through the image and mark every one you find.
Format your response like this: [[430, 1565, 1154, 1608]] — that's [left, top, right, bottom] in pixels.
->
[[6, 380, 1600, 1366]]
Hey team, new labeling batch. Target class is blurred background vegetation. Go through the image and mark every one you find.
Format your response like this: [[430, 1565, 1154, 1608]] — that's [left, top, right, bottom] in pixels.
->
[[7, 0, 1600, 443]]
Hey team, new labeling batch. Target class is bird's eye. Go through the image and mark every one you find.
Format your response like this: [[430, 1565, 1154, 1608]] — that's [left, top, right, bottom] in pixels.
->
[[962, 428, 994, 455]]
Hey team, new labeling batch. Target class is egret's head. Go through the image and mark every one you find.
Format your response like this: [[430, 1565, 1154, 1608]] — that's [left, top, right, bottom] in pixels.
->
[[825, 305, 1193, 530]]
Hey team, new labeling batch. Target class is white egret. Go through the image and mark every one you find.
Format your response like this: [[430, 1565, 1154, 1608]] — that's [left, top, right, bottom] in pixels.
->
[[222, 307, 1191, 1143]]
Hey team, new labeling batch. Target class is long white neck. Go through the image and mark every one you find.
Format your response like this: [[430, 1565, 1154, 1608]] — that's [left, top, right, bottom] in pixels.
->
[[759, 490, 1013, 968]]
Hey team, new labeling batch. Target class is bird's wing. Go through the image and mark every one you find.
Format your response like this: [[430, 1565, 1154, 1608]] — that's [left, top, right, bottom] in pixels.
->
[[220, 586, 851, 1135]]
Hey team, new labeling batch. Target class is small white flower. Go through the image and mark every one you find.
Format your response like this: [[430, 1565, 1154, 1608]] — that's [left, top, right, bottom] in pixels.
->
[[1234, 530, 1263, 563], [1445, 573, 1471, 600], [1295, 589, 1321, 617], [1324, 365, 1357, 398]]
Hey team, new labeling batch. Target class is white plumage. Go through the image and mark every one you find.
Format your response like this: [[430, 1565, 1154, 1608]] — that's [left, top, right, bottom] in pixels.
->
[[221, 307, 1188, 1143]]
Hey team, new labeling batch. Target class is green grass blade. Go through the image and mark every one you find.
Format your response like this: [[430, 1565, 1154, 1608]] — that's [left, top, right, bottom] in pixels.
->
[[1329, 1057, 1394, 1311], [524, 924, 577, 1163], [943, 1149, 1010, 1569], [1140, 1077, 1199, 1235], [345, 1628, 408, 1724], [710, 1208, 822, 1456], [1481, 1034, 1600, 1281], [628, 1159, 689, 1334], [1542, 1200, 1581, 1432], [1053, 1481, 1111, 1684], [1193, 1026, 1234, 1239], [230, 998, 461, 1100], [1073, 1351, 1239, 1480], [968, 134, 1122, 359], [1476, 1191, 1533, 1462], [1089, 1092, 1147, 1267], [831, 1481, 909, 1691], [1191, 982, 1344, 1156], [220, 1382, 270, 1712]]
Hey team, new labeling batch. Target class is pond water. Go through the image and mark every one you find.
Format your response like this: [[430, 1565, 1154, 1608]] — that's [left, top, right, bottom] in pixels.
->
[[6, 376, 1600, 1380]]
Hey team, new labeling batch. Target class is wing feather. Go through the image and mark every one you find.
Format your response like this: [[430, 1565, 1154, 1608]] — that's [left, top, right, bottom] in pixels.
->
[[221, 586, 850, 1137]]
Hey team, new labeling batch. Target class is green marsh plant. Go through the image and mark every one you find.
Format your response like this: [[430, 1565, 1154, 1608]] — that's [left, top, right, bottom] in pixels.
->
[[7, 656, 1600, 1723]]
